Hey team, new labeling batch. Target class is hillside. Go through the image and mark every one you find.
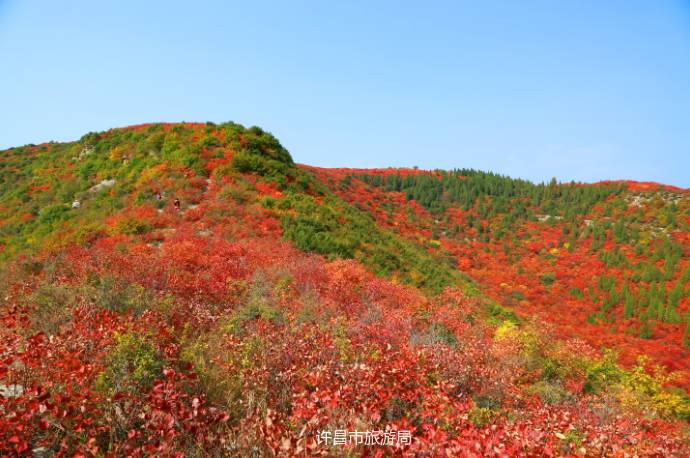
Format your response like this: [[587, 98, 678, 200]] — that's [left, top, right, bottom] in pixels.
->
[[1, 122, 689, 456], [312, 167, 690, 388]]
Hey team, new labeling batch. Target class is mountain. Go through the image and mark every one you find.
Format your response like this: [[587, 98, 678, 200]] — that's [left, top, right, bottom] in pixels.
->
[[1, 122, 689, 456]]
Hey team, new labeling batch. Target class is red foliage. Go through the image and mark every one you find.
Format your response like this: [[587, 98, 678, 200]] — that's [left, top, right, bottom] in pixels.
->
[[1, 124, 688, 455]]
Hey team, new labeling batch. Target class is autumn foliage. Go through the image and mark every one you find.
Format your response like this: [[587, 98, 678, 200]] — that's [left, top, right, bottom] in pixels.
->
[[0, 123, 688, 456]]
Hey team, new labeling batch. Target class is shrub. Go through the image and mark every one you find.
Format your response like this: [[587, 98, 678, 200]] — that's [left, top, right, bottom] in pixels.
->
[[583, 350, 623, 394], [109, 217, 151, 236], [617, 358, 690, 420], [383, 397, 412, 422], [526, 380, 573, 404], [468, 404, 496, 427], [569, 287, 583, 299], [426, 322, 458, 347], [37, 204, 69, 227], [88, 275, 150, 315], [95, 332, 163, 394], [231, 151, 288, 179], [224, 276, 284, 335], [558, 429, 586, 454], [180, 326, 244, 413], [494, 320, 517, 340], [485, 301, 518, 324], [217, 180, 256, 204], [540, 272, 556, 286], [331, 318, 356, 363], [639, 321, 654, 339], [161, 135, 203, 174], [26, 283, 81, 335]]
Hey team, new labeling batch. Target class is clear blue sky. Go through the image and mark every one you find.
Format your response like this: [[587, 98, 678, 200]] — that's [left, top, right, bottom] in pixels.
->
[[1, 1, 689, 186]]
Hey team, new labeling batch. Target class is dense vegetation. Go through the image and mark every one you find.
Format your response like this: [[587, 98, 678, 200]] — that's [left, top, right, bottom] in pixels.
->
[[355, 169, 625, 219], [0, 123, 689, 456], [320, 167, 690, 386]]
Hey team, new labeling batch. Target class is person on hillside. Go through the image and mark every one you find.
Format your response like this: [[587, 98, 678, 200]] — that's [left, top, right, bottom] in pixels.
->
[[156, 191, 162, 201], [174, 197, 181, 212]]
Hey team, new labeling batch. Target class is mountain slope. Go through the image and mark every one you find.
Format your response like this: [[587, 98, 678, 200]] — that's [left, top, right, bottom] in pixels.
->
[[310, 167, 690, 389], [0, 123, 688, 456]]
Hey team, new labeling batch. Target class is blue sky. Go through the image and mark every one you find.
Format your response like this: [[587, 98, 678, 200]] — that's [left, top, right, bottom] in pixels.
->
[[1, 1, 689, 186]]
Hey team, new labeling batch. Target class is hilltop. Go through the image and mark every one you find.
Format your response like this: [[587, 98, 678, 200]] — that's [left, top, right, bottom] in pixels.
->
[[1, 122, 689, 456]]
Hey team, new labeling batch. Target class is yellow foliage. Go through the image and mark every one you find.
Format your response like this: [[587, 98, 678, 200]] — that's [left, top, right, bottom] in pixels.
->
[[332, 318, 355, 363], [135, 164, 167, 186], [650, 391, 690, 419], [495, 320, 540, 357], [468, 405, 495, 427], [109, 146, 126, 161], [495, 320, 517, 340], [616, 359, 690, 420]]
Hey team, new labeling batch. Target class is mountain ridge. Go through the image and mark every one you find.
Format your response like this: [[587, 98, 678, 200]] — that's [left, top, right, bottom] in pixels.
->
[[1, 122, 689, 456], [6, 122, 687, 191]]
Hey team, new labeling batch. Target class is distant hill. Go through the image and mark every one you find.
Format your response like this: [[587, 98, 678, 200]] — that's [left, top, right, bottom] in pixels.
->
[[1, 123, 688, 456]]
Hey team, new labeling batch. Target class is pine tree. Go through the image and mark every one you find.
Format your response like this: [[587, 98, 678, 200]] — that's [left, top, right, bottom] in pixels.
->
[[683, 313, 690, 348], [623, 285, 635, 320], [640, 320, 654, 339]]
